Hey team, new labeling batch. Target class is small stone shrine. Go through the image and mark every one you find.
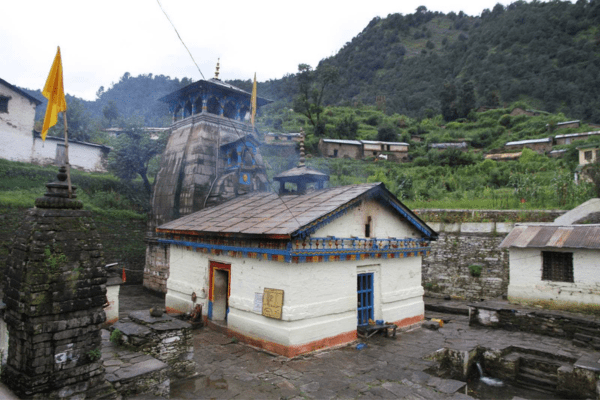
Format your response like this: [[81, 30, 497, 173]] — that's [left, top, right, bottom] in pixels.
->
[[2, 166, 115, 399], [110, 309, 194, 379]]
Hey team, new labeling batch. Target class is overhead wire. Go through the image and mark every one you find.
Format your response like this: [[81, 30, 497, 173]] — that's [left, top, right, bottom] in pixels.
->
[[155, 1, 303, 227], [156, 0, 205, 80]]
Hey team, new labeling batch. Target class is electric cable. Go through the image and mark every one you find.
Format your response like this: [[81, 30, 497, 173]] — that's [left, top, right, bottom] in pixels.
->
[[156, 0, 205, 80]]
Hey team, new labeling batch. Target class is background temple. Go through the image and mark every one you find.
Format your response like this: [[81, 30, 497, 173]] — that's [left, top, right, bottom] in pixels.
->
[[144, 71, 272, 293]]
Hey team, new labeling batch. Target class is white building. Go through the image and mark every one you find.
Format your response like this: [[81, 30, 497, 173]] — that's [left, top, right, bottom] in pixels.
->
[[0, 77, 42, 162], [158, 182, 437, 357], [0, 77, 110, 172], [501, 198, 600, 307]]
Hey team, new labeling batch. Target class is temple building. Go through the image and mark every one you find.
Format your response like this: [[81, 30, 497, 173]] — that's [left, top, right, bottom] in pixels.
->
[[158, 141, 438, 357], [144, 63, 272, 293]]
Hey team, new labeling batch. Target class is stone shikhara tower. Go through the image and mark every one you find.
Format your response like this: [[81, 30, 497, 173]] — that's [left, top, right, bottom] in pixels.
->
[[144, 64, 272, 294], [3, 166, 114, 398]]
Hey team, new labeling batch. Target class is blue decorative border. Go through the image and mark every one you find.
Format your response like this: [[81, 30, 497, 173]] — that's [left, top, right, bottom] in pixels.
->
[[158, 238, 430, 263], [291, 186, 436, 240]]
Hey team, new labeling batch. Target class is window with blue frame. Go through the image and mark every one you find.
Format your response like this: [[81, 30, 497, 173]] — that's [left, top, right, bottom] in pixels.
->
[[357, 273, 374, 326]]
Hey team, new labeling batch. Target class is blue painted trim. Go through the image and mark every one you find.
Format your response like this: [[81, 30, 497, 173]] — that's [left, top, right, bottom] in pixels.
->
[[158, 238, 291, 261], [378, 193, 434, 239], [158, 238, 430, 263], [208, 301, 213, 319], [292, 186, 436, 241], [293, 199, 362, 239]]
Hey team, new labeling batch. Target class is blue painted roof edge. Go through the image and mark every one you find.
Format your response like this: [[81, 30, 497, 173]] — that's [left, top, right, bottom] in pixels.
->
[[292, 183, 438, 241]]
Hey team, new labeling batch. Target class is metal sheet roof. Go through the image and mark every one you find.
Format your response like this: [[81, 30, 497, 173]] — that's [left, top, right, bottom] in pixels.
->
[[505, 138, 552, 146], [500, 225, 600, 249], [361, 140, 409, 146], [322, 139, 362, 145], [555, 130, 600, 139], [158, 183, 437, 240]]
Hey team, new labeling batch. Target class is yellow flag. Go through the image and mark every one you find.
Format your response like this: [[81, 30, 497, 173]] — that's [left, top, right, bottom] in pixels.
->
[[41, 47, 67, 140], [250, 73, 257, 128]]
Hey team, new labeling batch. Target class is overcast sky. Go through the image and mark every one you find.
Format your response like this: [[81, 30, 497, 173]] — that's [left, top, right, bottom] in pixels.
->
[[3, 0, 522, 100]]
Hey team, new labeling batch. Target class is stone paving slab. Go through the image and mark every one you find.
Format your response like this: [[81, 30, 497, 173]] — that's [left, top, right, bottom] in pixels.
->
[[115, 285, 600, 399]]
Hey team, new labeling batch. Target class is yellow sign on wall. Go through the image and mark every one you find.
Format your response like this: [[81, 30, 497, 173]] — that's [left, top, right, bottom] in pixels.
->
[[262, 288, 284, 319]]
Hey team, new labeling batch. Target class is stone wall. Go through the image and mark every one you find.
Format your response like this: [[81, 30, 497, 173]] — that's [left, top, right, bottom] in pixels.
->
[[418, 209, 566, 300], [469, 302, 600, 351], [0, 206, 147, 284]]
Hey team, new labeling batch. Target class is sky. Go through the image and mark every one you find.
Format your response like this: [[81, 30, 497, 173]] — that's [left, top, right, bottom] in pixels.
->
[[2, 0, 520, 101]]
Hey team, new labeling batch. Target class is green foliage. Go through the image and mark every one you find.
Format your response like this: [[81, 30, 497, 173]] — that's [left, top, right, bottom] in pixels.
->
[[377, 123, 398, 142], [292, 64, 339, 135], [44, 245, 68, 273], [468, 264, 483, 277], [103, 100, 120, 126], [255, 1, 600, 123], [87, 349, 102, 362], [110, 329, 123, 344], [107, 125, 168, 194], [0, 159, 149, 215]]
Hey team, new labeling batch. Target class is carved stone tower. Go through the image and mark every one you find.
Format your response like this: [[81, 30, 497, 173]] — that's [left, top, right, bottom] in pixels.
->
[[144, 68, 272, 293], [2, 167, 113, 398]]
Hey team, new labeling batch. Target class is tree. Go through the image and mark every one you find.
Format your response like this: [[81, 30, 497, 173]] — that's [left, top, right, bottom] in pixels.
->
[[107, 124, 168, 194], [49, 98, 94, 142], [457, 81, 476, 118], [377, 124, 397, 142], [440, 81, 458, 122], [292, 63, 339, 135], [103, 101, 120, 127], [334, 114, 359, 139]]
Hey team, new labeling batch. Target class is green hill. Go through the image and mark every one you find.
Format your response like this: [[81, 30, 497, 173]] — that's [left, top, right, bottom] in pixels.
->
[[258, 1, 600, 123]]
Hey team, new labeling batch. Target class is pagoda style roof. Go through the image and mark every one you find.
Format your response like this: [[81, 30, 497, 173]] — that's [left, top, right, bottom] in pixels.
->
[[273, 165, 329, 182], [158, 78, 272, 106]]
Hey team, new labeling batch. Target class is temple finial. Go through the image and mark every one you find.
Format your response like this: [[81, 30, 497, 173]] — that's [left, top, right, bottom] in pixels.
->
[[214, 58, 220, 80], [298, 128, 305, 167]]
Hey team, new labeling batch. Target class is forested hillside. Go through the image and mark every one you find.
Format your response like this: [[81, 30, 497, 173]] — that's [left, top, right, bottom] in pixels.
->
[[258, 1, 600, 124], [18, 1, 600, 139]]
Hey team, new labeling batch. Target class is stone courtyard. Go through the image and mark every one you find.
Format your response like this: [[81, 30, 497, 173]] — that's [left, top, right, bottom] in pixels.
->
[[113, 286, 597, 399]]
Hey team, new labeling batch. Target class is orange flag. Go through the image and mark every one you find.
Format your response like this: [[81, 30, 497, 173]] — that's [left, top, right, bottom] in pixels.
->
[[41, 47, 67, 140], [250, 73, 257, 128]]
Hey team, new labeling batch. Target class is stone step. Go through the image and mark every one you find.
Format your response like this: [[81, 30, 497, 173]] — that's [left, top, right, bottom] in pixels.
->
[[573, 332, 596, 343], [573, 337, 600, 350], [516, 372, 557, 392], [518, 366, 557, 382], [518, 354, 562, 375], [424, 301, 469, 316], [574, 325, 600, 335]]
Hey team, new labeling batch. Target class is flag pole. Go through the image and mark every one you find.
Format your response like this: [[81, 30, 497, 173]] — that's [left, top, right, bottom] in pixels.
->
[[62, 112, 72, 198]]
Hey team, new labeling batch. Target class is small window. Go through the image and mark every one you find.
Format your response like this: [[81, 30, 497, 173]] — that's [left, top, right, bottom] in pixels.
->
[[542, 251, 573, 282], [333, 149, 338, 157], [0, 96, 9, 113], [585, 151, 592, 161], [365, 216, 372, 238]]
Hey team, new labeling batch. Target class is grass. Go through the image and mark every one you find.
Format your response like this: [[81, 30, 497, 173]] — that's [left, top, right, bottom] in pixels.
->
[[0, 159, 148, 218]]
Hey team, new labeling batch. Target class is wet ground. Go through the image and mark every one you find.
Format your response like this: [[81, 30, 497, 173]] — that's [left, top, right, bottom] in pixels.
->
[[119, 285, 599, 399]]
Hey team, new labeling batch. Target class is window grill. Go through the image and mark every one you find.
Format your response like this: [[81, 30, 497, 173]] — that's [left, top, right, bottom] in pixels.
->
[[357, 273, 374, 326], [542, 251, 573, 282]]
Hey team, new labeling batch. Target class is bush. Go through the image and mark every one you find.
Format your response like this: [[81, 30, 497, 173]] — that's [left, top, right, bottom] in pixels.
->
[[468, 265, 483, 277]]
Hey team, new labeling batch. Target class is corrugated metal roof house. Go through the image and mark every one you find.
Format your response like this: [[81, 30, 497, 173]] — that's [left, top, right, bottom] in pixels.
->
[[500, 198, 600, 307]]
